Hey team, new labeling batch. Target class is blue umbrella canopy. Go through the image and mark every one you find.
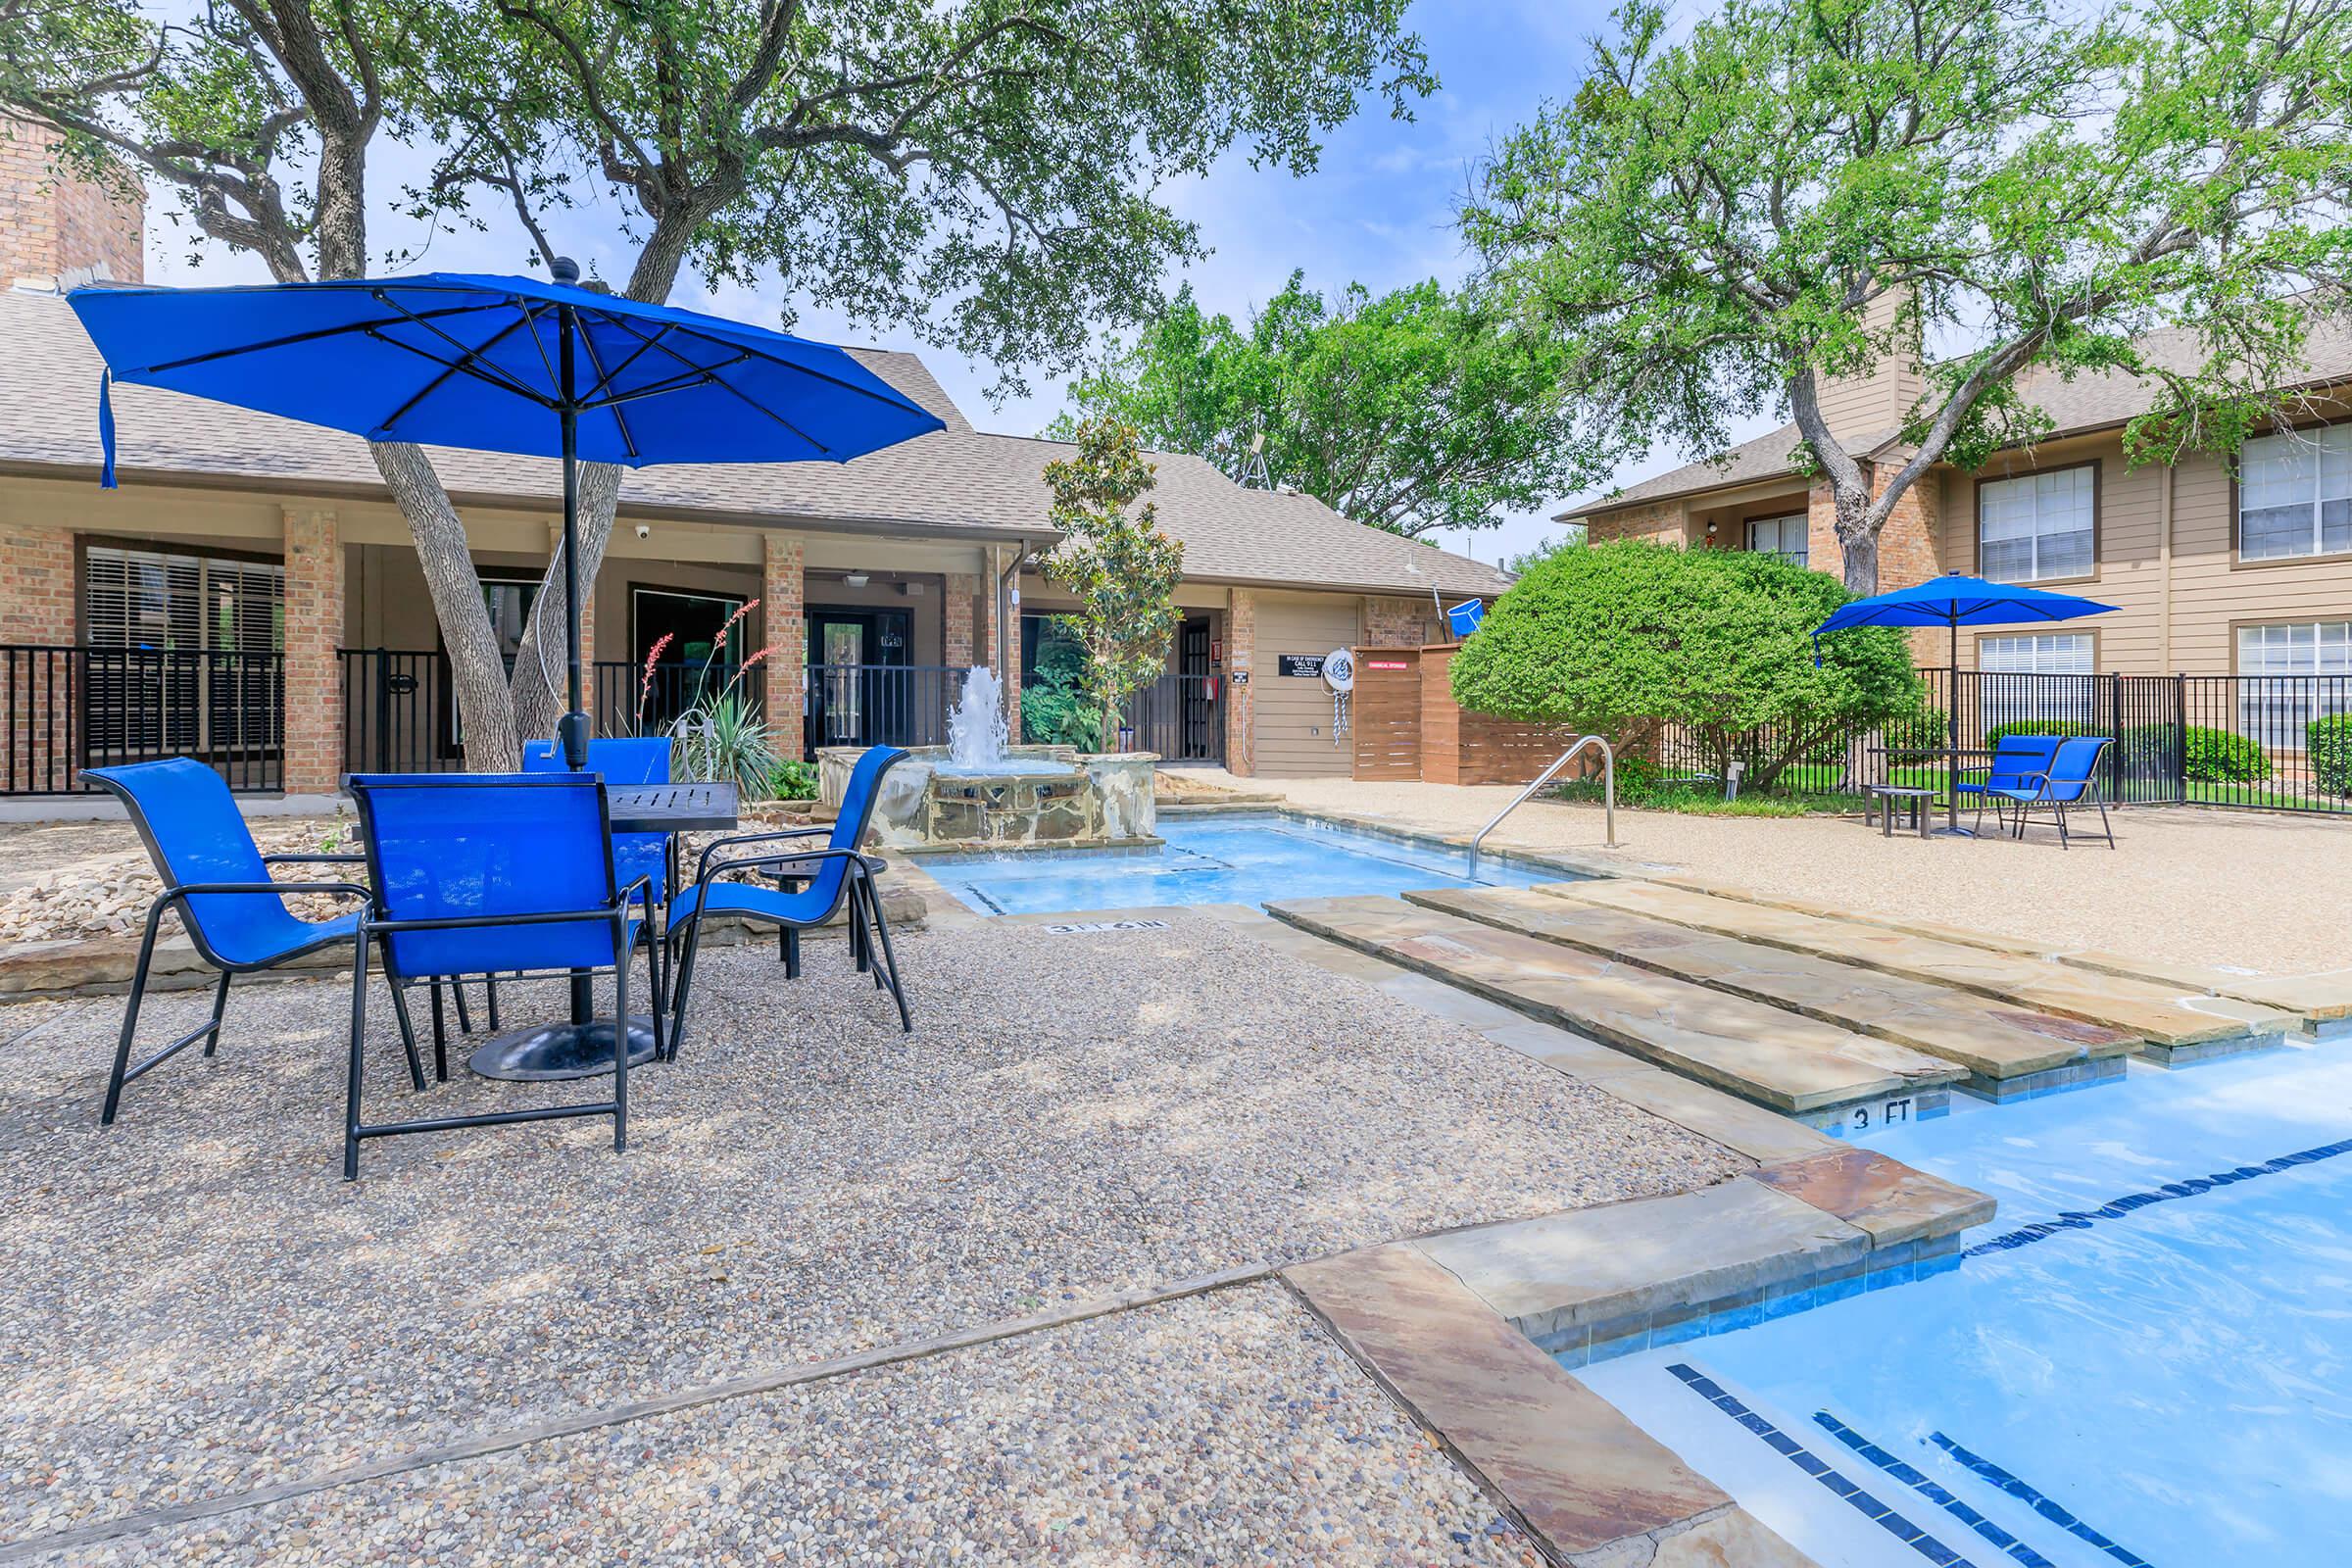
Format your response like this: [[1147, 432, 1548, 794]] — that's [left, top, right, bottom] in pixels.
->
[[1812, 573, 2120, 637], [67, 262, 946, 765], [68, 267, 943, 473]]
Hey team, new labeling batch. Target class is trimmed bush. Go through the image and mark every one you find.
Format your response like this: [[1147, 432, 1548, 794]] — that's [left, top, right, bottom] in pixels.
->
[[1450, 540, 1922, 793], [2176, 725, 2270, 784], [2311, 714, 2352, 796]]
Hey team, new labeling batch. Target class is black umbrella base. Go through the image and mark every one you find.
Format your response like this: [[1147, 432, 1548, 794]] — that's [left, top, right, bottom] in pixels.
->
[[469, 1016, 660, 1081]]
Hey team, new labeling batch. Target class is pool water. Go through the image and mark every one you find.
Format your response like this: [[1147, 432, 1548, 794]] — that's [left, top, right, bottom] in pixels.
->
[[926, 812, 1559, 914], [1581, 1046, 2352, 1567]]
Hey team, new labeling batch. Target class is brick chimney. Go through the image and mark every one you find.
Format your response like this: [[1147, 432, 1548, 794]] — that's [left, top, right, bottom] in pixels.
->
[[1813, 286, 1923, 445], [0, 113, 143, 288]]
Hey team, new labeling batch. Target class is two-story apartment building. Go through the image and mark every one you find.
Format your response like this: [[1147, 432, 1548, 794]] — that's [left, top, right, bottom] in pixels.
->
[[1556, 304, 2352, 760], [0, 123, 1505, 801]]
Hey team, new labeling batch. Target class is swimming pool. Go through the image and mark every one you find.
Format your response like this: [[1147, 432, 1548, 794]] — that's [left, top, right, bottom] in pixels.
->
[[1580, 1045, 2352, 1567], [924, 812, 1561, 914]]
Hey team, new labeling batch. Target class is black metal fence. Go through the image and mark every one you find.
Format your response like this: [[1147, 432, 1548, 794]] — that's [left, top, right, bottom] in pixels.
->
[[2, 644, 284, 794], [1653, 669, 2352, 813], [1124, 671, 1224, 762], [805, 663, 961, 755]]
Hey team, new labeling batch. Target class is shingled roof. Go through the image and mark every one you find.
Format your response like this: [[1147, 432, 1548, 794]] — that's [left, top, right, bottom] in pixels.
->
[[1555, 305, 2352, 522], [0, 289, 1510, 600]]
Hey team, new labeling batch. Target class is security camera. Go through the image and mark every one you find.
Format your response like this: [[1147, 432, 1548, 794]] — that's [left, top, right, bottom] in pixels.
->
[[632, 523, 651, 541]]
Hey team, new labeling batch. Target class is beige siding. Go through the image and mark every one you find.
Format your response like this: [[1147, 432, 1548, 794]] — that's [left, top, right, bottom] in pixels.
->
[[2170, 452, 2352, 671], [1250, 590, 1362, 776]]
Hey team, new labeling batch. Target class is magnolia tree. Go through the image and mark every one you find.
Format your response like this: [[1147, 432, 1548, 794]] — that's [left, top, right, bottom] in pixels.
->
[[1450, 540, 1922, 792], [1, 0, 1430, 765], [1463, 0, 2352, 594], [1040, 418, 1185, 750]]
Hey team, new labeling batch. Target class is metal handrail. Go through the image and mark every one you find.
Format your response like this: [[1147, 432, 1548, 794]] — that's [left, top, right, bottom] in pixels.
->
[[1466, 734, 1615, 879]]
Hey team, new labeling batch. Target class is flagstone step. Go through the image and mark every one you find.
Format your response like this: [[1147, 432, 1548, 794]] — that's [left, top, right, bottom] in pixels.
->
[[1265, 895, 1963, 1120], [1405, 886, 2137, 1099], [1540, 880, 2294, 1063], [1653, 874, 2352, 1032]]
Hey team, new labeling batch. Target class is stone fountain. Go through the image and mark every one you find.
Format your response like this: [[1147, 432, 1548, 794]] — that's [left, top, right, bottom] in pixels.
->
[[816, 666, 1158, 851]]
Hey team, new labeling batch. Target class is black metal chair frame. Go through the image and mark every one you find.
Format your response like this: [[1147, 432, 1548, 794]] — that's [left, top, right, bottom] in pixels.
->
[[87, 772, 372, 1126], [663, 830, 910, 1055]]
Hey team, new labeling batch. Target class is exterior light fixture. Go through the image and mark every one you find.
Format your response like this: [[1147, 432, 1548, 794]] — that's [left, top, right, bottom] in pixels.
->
[[845, 571, 870, 588]]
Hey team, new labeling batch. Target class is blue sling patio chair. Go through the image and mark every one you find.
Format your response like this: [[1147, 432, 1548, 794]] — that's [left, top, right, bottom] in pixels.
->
[[388, 736, 680, 1054], [1986, 735, 2117, 850], [662, 745, 911, 1054], [344, 771, 662, 1180], [1952, 732, 2065, 838], [83, 759, 373, 1126]]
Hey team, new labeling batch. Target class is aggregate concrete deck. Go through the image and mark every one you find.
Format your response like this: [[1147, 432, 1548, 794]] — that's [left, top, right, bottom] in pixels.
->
[[1544, 879, 2295, 1058], [1266, 895, 1963, 1117], [1407, 885, 2139, 1092]]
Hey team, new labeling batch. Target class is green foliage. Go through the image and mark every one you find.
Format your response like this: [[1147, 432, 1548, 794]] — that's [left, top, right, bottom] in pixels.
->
[[1020, 632, 1107, 750], [1049, 274, 1591, 537], [1040, 419, 1187, 748], [2308, 714, 2352, 796], [677, 691, 783, 799], [2179, 727, 2271, 784], [1450, 539, 1922, 791], [768, 758, 819, 802], [1462, 0, 2352, 591]]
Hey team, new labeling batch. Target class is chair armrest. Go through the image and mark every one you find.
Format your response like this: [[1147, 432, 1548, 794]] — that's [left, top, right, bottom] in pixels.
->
[[264, 852, 368, 865], [697, 847, 872, 886], [161, 879, 371, 900], [691, 825, 838, 888]]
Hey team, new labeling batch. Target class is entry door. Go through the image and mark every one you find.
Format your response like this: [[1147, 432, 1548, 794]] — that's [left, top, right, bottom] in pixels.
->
[[806, 609, 912, 747], [1180, 619, 1217, 760]]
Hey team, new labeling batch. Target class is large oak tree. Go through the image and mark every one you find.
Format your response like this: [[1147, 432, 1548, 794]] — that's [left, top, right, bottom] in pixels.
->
[[1462, 0, 2352, 593], [1, 0, 1431, 763]]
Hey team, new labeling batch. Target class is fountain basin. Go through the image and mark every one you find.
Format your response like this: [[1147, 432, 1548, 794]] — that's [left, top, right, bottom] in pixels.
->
[[818, 745, 1159, 851]]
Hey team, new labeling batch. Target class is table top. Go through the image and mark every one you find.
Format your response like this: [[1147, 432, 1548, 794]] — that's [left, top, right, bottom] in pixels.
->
[[608, 781, 740, 833], [1866, 783, 1939, 798]]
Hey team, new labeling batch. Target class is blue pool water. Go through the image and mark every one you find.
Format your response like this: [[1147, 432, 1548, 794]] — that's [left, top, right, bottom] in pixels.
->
[[927, 813, 1559, 914], [1582, 1046, 2352, 1568]]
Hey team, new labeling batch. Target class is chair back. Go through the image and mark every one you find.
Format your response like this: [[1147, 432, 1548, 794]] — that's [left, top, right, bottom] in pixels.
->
[[85, 758, 282, 964], [522, 736, 672, 785], [348, 772, 623, 979], [1984, 733, 2064, 791], [798, 745, 906, 906], [2041, 736, 2111, 803]]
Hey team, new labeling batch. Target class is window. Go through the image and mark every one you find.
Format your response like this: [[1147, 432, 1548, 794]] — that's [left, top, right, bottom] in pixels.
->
[[80, 545, 284, 763], [2238, 620, 2352, 750], [1978, 466, 2095, 583], [1978, 632, 2094, 735], [1746, 514, 1809, 567], [83, 545, 282, 651], [2238, 425, 2352, 561]]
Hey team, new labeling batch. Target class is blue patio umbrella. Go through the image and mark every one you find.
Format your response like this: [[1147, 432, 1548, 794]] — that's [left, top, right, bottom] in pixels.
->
[[67, 259, 945, 767], [1812, 574, 2119, 832]]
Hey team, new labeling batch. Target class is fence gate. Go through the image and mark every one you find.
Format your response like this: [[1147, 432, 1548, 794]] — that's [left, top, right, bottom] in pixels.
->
[[1350, 648, 1422, 780]]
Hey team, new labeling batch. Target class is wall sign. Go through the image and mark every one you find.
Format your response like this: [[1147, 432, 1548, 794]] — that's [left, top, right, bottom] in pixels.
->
[[1278, 654, 1326, 678], [1365, 659, 1410, 671]]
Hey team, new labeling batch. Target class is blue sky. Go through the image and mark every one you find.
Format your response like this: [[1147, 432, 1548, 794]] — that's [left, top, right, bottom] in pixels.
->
[[140, 0, 1762, 568]]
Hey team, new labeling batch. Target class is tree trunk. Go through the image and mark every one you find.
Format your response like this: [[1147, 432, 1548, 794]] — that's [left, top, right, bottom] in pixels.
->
[[510, 462, 624, 745], [370, 443, 523, 771], [1836, 493, 1882, 597]]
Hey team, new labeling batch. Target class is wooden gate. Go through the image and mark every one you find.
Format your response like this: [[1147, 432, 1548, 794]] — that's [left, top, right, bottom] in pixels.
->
[[1350, 647, 1422, 779]]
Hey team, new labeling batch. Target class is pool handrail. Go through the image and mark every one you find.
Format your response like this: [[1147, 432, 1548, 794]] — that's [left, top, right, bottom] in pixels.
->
[[1466, 734, 1615, 879]]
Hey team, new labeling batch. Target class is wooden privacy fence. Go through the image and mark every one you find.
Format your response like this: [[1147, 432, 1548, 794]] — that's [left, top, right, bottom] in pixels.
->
[[1350, 643, 1592, 785]]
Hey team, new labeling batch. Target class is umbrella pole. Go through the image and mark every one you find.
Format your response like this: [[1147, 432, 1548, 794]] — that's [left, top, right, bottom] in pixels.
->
[[557, 308, 588, 770], [1947, 617, 1960, 833]]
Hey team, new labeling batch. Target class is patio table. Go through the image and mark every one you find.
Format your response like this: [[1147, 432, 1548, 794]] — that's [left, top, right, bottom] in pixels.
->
[[469, 781, 739, 1081], [1869, 746, 1997, 836]]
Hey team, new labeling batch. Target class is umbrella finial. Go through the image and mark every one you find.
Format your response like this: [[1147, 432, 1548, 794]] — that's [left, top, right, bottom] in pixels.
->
[[549, 256, 580, 286]]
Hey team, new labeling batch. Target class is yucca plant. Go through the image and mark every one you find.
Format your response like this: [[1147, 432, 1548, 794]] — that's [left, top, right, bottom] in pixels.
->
[[675, 689, 782, 797]]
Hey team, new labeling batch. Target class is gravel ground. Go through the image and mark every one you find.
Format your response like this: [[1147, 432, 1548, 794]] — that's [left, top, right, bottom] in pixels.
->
[[1196, 772, 2352, 973], [43, 1282, 1537, 1568], [0, 914, 1733, 1545]]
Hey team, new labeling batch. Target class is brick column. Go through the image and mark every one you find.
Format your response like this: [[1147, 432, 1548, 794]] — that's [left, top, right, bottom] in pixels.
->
[[1, 520, 77, 791], [999, 549, 1023, 739], [1225, 588, 1257, 776], [281, 508, 344, 794], [762, 532, 805, 752], [944, 572, 978, 667]]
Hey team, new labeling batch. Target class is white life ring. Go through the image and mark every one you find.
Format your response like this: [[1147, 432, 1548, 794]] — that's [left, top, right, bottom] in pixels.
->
[[1321, 648, 1356, 694]]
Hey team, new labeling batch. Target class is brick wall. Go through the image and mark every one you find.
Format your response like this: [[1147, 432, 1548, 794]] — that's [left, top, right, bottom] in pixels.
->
[[1361, 594, 1439, 648], [1807, 465, 1949, 662], [992, 547, 1021, 736], [1224, 587, 1257, 775], [1583, 497, 1691, 548], [281, 509, 344, 792], [761, 533, 805, 743], [0, 520, 75, 641], [1, 520, 76, 791], [1, 113, 143, 283], [943, 572, 977, 667]]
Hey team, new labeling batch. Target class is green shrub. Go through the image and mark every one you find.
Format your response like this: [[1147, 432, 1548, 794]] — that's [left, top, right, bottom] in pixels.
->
[[768, 758, 819, 801], [1451, 539, 1922, 792], [2311, 714, 2352, 796], [2173, 725, 2270, 784]]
